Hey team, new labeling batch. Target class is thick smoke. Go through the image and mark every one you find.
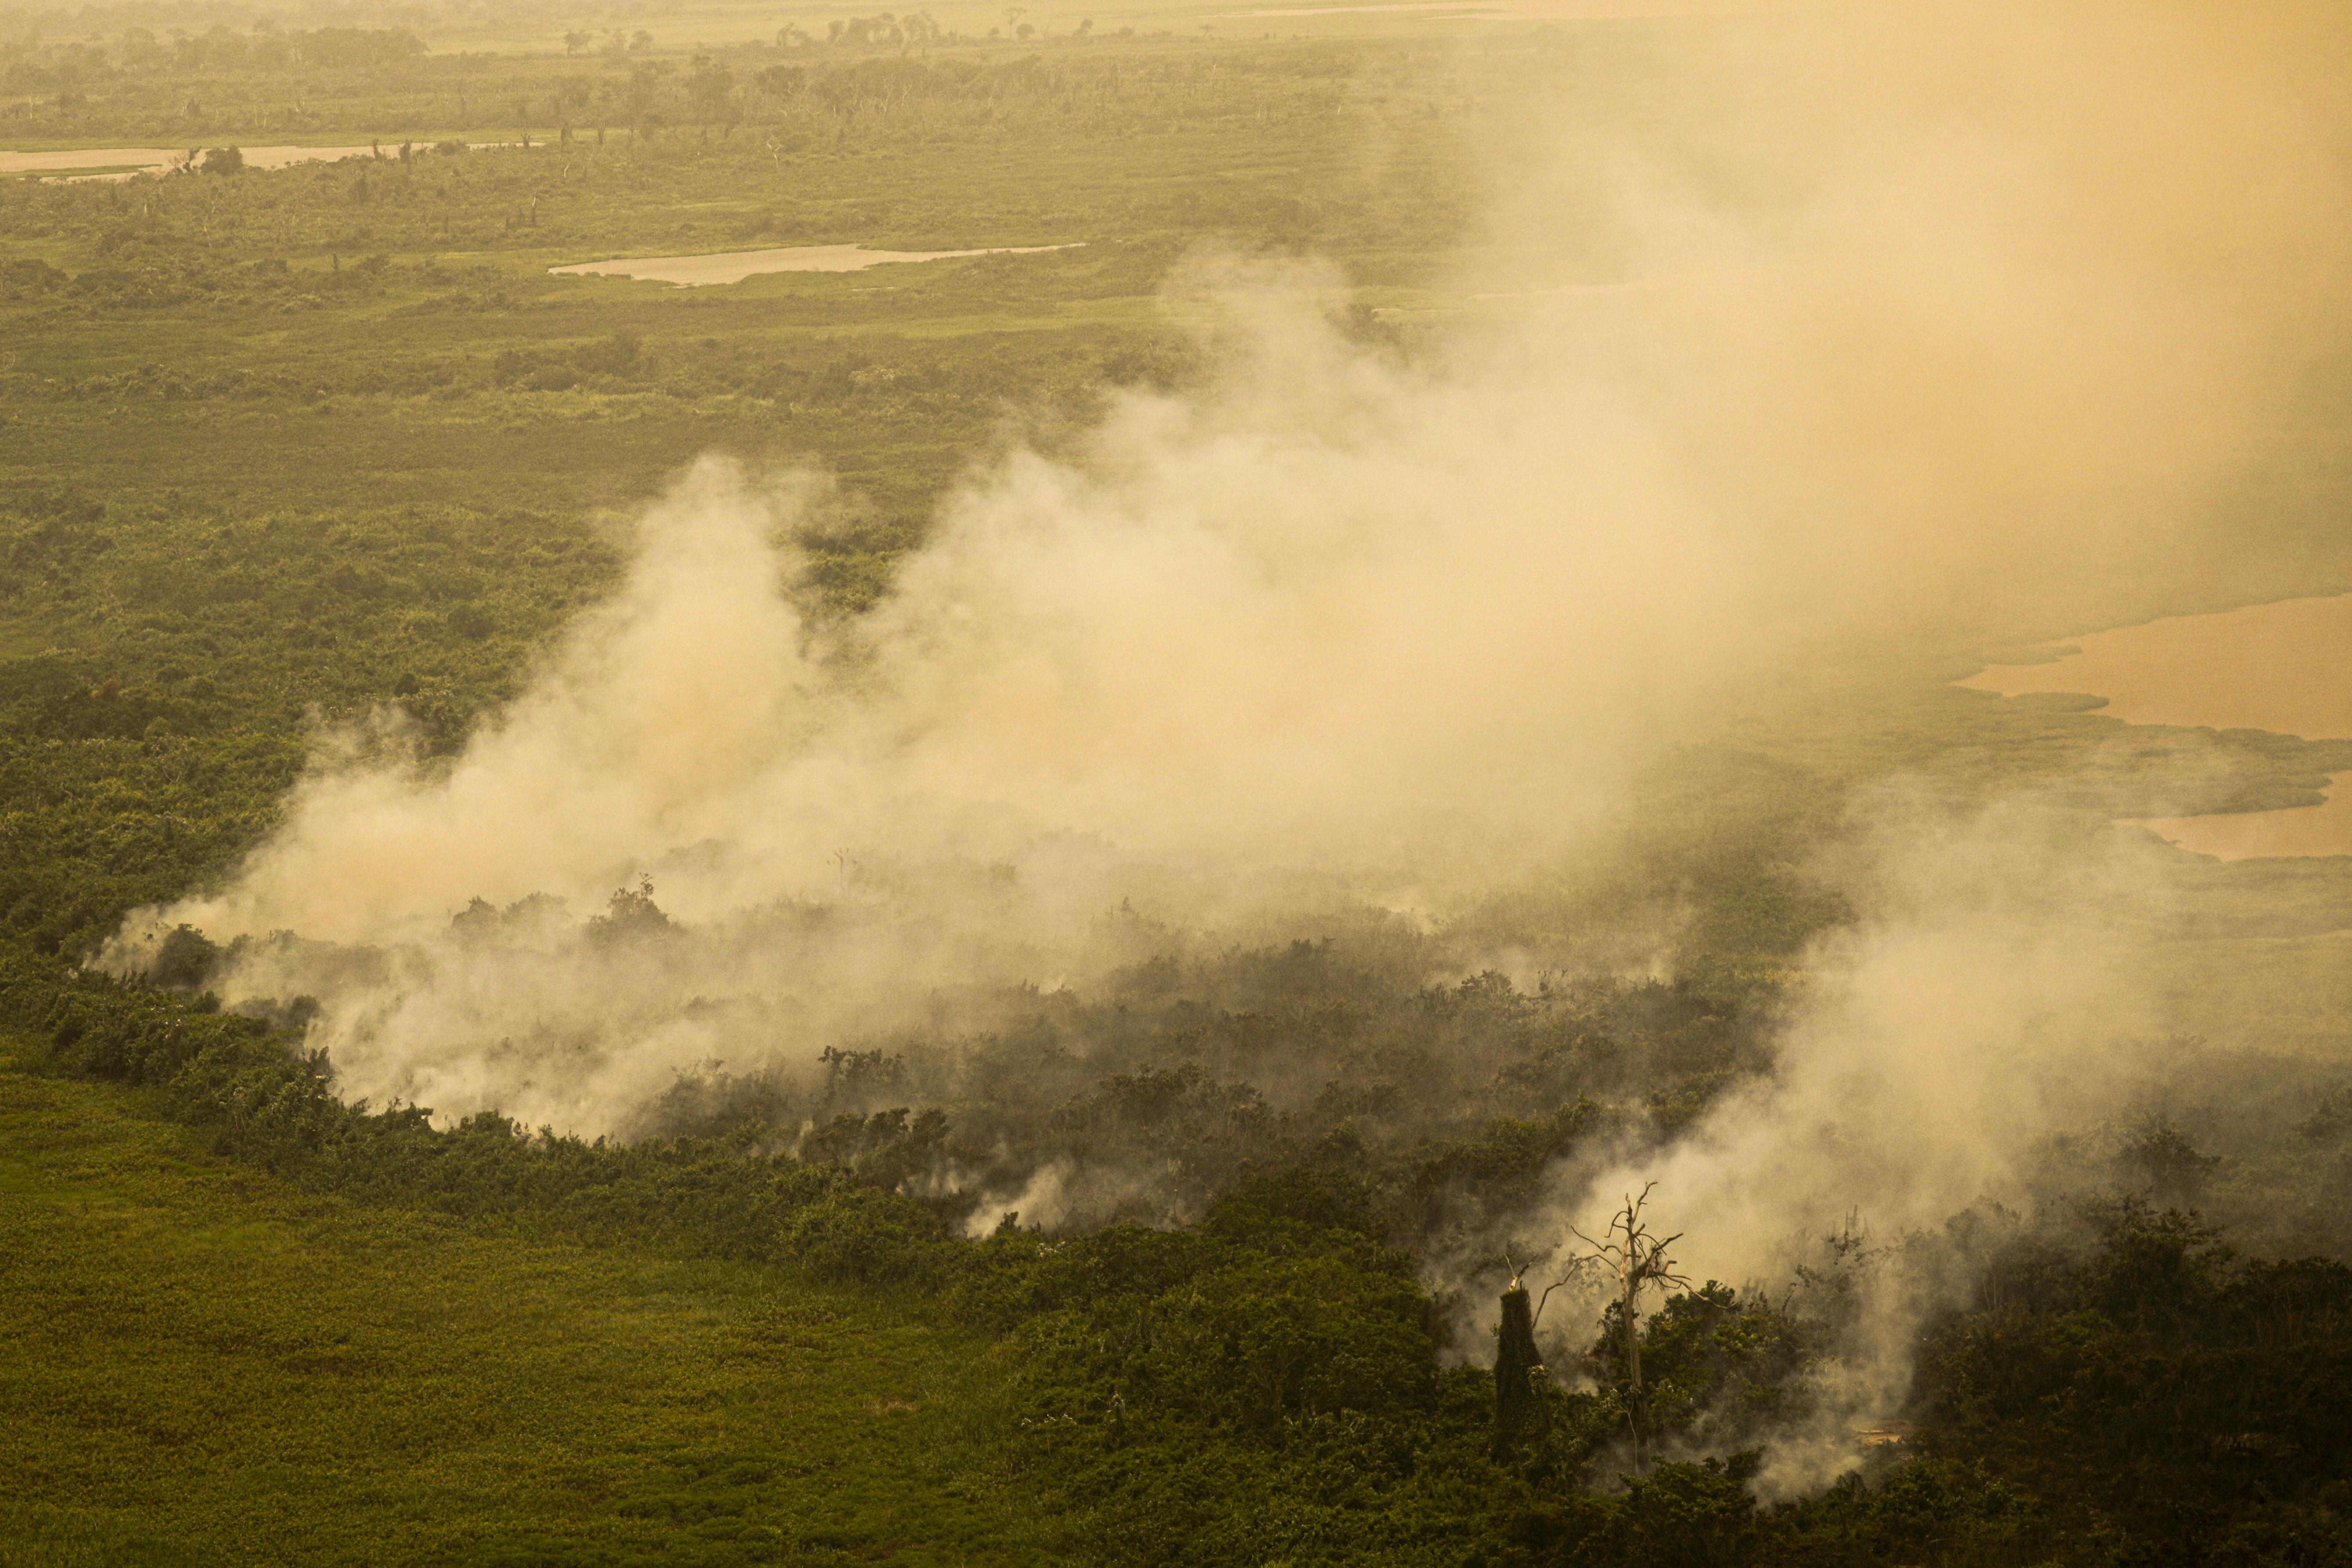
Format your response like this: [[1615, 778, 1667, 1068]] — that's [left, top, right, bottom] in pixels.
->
[[104, 0, 2352, 1463], [1502, 795, 2185, 1495]]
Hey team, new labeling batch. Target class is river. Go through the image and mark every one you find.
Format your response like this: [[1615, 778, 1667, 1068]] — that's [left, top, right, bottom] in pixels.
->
[[1958, 592, 2352, 858]]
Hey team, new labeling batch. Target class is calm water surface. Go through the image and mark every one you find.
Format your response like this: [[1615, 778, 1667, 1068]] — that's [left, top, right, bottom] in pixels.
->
[[1959, 593, 2352, 858], [548, 243, 1079, 287], [3, 143, 490, 180]]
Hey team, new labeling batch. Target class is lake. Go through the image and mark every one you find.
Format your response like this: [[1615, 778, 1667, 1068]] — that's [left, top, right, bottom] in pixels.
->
[[2, 143, 486, 181], [547, 243, 1079, 287], [1958, 593, 2352, 858]]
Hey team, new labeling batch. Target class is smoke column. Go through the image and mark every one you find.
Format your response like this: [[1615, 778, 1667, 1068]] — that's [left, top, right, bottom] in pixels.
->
[[110, 0, 2352, 1286]]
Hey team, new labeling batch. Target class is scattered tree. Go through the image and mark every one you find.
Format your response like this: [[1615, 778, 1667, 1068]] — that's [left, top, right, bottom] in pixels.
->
[[1564, 1182, 1691, 1473]]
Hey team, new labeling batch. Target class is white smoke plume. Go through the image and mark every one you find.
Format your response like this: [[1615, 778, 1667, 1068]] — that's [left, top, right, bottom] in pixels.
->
[[104, 0, 2352, 1411], [1512, 796, 2184, 1493]]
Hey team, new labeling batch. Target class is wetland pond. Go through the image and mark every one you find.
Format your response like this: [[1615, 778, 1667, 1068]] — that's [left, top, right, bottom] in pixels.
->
[[2, 143, 505, 180], [547, 243, 1079, 287], [1960, 593, 2352, 858]]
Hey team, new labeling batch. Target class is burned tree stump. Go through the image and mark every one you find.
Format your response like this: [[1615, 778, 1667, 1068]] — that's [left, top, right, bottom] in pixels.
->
[[1492, 1284, 1549, 1459]]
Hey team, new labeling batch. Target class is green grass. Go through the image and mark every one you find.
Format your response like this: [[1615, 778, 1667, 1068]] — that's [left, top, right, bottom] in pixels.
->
[[0, 1034, 1057, 1566]]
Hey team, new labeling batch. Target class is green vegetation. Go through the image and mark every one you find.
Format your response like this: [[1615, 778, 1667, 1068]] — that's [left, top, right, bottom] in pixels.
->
[[4, 7, 2352, 1564], [9, 922, 2352, 1563], [0, 1029, 1044, 1565], [0, 29, 1490, 965]]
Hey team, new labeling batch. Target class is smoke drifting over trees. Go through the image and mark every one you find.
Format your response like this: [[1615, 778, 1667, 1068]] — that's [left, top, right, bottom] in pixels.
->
[[58, 0, 2352, 1552]]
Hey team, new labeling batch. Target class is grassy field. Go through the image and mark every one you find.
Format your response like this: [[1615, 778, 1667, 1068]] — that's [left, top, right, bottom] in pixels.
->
[[0, 1031, 1054, 1567]]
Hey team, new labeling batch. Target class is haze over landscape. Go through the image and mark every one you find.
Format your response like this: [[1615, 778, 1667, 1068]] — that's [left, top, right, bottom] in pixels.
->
[[4, 0, 2349, 1561]]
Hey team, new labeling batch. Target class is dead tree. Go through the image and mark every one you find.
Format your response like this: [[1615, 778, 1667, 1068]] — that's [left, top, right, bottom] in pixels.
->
[[1566, 1182, 1691, 1474], [1492, 1257, 1550, 1460]]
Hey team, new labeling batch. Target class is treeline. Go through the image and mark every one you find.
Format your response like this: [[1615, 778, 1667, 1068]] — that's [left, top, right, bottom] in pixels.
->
[[0, 32, 1480, 147], [188, 862, 1813, 1245], [8, 944, 2351, 1563], [209, 867, 2352, 1266], [3, 23, 424, 89]]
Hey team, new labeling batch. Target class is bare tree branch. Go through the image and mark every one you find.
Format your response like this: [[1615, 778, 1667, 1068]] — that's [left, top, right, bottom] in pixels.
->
[[1555, 1182, 1691, 1474]]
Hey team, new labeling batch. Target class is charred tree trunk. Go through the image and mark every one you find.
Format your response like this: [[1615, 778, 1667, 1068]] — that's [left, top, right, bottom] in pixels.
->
[[1492, 1285, 1548, 1460]]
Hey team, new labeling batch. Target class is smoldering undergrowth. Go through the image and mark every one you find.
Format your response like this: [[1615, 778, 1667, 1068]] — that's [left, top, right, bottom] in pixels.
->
[[79, 0, 2352, 1522]]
